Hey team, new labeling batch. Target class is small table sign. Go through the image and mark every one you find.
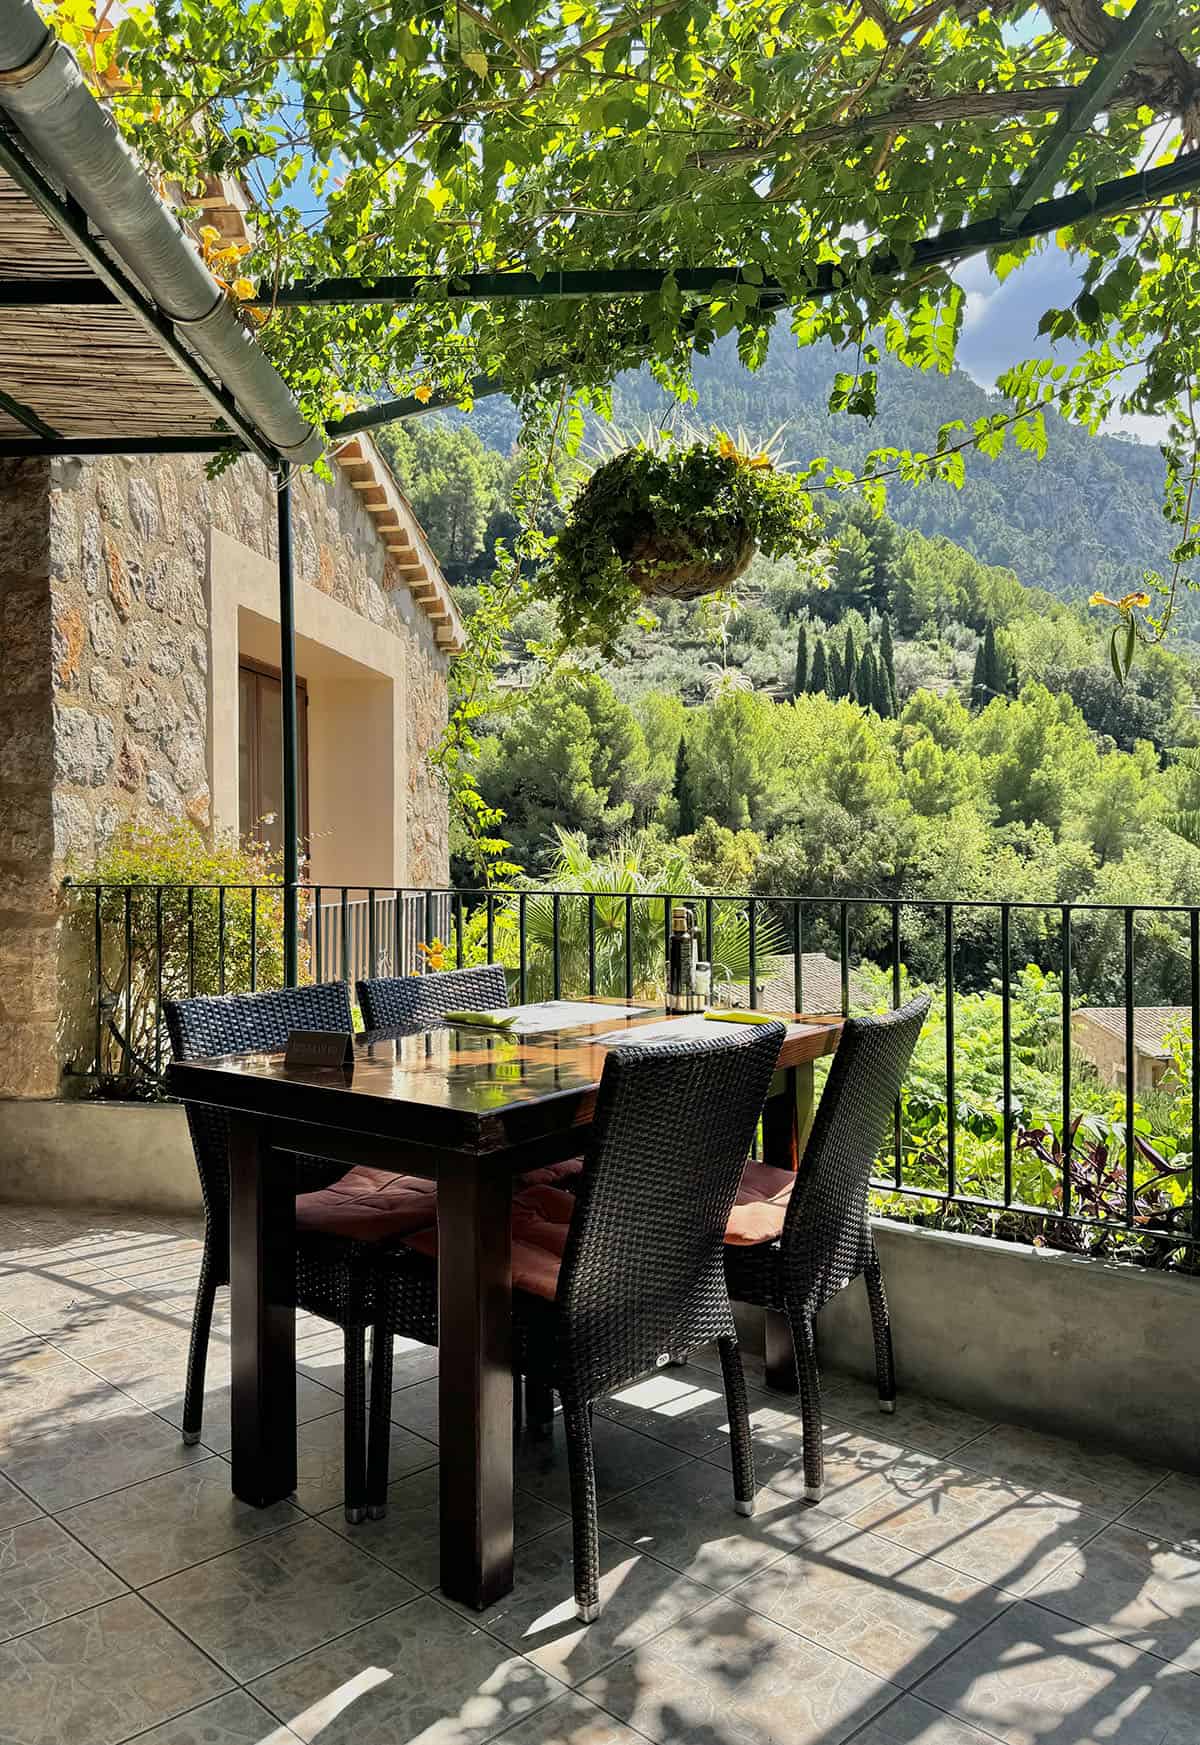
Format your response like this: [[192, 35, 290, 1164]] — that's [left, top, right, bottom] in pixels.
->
[[284, 1029, 355, 1073]]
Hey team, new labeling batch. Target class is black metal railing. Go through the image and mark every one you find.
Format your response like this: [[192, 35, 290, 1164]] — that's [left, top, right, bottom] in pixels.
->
[[66, 880, 1198, 1265]]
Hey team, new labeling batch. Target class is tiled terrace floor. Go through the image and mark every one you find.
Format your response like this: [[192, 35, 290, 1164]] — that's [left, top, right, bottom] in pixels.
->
[[1, 1203, 1198, 1745]]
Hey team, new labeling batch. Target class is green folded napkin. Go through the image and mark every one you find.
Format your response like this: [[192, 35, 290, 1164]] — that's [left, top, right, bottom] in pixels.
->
[[443, 1009, 517, 1030], [704, 1009, 777, 1025]]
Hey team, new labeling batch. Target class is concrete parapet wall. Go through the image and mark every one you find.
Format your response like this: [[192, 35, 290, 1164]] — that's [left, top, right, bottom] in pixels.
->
[[0, 1098, 200, 1213]]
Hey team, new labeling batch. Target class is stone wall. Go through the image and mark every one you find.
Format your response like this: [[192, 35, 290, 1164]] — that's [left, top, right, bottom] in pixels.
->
[[0, 448, 450, 1098]]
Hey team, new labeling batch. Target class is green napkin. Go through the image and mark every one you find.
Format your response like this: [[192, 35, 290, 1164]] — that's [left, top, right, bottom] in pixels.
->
[[704, 1009, 777, 1025], [443, 1009, 517, 1030]]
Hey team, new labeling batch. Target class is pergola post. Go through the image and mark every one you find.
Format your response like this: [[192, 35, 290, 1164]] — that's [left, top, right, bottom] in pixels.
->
[[277, 469, 301, 986]]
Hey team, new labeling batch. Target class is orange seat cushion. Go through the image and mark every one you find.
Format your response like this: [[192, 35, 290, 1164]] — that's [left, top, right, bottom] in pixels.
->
[[296, 1165, 438, 1242], [404, 1182, 575, 1302], [725, 1161, 795, 1246]]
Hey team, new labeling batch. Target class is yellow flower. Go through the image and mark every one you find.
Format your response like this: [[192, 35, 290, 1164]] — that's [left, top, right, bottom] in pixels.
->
[[197, 224, 220, 246], [717, 435, 737, 459], [232, 277, 256, 301], [748, 452, 772, 469], [1119, 591, 1151, 610], [1089, 591, 1117, 608], [417, 937, 447, 971], [412, 383, 434, 404]]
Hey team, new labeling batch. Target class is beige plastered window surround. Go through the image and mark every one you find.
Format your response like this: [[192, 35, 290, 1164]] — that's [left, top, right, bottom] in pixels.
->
[[207, 527, 408, 891]]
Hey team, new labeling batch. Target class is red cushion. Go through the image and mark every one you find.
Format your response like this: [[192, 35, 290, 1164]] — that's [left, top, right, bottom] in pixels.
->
[[725, 1161, 794, 1246], [519, 1157, 583, 1189], [404, 1182, 575, 1302], [296, 1165, 438, 1242]]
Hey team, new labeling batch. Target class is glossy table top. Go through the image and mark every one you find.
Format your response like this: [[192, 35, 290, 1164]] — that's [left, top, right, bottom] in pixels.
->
[[167, 998, 843, 1157]]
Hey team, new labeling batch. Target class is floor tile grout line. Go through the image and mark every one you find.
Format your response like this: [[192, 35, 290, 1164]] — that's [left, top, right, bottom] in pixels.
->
[[0, 1436, 221, 1518], [1019, 1587, 1200, 1674], [48, 1491, 307, 1597]]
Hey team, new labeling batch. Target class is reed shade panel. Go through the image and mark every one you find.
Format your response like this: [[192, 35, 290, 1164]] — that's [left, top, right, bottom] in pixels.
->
[[0, 167, 235, 440]]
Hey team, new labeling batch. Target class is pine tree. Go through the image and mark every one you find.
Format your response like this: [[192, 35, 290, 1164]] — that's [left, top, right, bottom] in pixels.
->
[[793, 622, 809, 697], [872, 649, 893, 717], [841, 626, 857, 700], [810, 639, 829, 695], [879, 613, 898, 713], [673, 735, 698, 835], [857, 645, 878, 713]]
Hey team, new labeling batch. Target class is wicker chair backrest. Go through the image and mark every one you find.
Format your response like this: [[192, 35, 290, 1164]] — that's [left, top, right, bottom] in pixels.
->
[[782, 994, 929, 1316], [557, 1021, 785, 1399], [164, 981, 354, 1274], [357, 964, 509, 1030]]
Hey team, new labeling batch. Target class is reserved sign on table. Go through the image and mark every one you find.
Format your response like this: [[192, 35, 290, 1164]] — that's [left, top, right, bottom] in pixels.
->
[[284, 1030, 355, 1072]]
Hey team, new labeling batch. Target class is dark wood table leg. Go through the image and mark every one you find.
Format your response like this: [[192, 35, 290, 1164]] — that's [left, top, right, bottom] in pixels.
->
[[228, 1116, 297, 1506], [759, 1063, 816, 1394], [437, 1158, 514, 1609]]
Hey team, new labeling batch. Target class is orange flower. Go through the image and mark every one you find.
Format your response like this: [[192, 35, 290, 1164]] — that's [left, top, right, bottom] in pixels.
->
[[413, 383, 434, 405], [231, 277, 256, 301]]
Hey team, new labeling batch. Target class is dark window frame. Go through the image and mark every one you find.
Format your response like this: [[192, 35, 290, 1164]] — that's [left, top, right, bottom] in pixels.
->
[[238, 654, 310, 853]]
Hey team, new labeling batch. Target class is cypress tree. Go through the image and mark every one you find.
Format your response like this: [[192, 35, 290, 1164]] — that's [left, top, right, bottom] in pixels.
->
[[841, 626, 857, 700], [873, 648, 893, 717], [857, 645, 878, 713], [793, 622, 809, 697], [810, 639, 829, 695], [879, 613, 898, 713], [673, 735, 698, 836], [969, 635, 990, 708]]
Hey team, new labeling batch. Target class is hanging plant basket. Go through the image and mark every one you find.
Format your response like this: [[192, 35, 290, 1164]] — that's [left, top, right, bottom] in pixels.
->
[[543, 436, 822, 652]]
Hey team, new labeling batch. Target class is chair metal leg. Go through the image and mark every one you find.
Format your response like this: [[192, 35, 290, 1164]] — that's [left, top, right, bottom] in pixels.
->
[[864, 1255, 897, 1411], [366, 1324, 394, 1518], [716, 1336, 756, 1516], [343, 1327, 368, 1524], [562, 1396, 601, 1623], [789, 1307, 825, 1502], [181, 1251, 218, 1445]]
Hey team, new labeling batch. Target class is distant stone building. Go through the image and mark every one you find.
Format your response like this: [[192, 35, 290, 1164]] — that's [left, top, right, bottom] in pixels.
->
[[0, 439, 462, 1098], [1071, 1007, 1188, 1096], [725, 952, 868, 1015]]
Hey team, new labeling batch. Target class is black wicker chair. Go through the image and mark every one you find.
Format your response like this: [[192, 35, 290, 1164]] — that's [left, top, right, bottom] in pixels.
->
[[165, 981, 438, 1521], [723, 995, 930, 1504], [357, 963, 509, 1030], [367, 1021, 786, 1621]]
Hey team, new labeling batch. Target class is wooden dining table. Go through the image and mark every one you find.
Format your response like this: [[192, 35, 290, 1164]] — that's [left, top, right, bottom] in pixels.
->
[[167, 997, 842, 1610]]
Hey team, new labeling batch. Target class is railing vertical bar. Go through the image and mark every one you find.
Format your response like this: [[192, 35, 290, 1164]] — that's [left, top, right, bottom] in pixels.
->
[[624, 896, 634, 1002], [748, 899, 758, 1009], [341, 887, 351, 986], [154, 886, 164, 1081], [93, 886, 102, 1075], [1001, 903, 1013, 1206], [663, 894, 673, 975], [892, 901, 902, 1183], [122, 888, 133, 1077], [839, 902, 850, 1015], [1124, 906, 1136, 1228], [1061, 904, 1072, 1220], [250, 886, 258, 992], [394, 889, 403, 979], [314, 886, 324, 982], [486, 893, 495, 964], [587, 895, 596, 995], [1191, 909, 1199, 1250], [518, 892, 528, 1005], [552, 892, 562, 999], [704, 896, 714, 965], [368, 888, 378, 980], [424, 889, 435, 963], [944, 904, 956, 1199], [792, 901, 802, 1011], [218, 886, 226, 995], [187, 886, 195, 998], [454, 891, 465, 971]]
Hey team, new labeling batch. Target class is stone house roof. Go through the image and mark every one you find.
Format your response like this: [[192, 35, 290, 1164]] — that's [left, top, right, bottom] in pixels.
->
[[1072, 1007, 1190, 1061], [725, 952, 866, 1015]]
